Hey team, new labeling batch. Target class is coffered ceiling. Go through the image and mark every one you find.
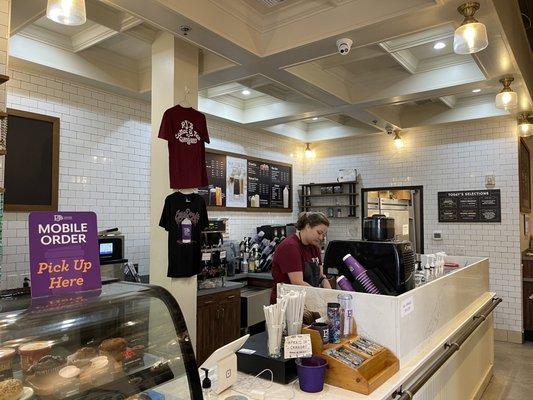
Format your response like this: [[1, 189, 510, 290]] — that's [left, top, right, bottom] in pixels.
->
[[9, 0, 533, 142]]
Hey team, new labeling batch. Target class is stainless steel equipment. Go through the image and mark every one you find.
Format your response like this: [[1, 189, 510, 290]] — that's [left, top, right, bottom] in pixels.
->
[[240, 286, 271, 330]]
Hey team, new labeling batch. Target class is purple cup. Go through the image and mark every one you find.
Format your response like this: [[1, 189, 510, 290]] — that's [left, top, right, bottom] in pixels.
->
[[296, 356, 328, 393]]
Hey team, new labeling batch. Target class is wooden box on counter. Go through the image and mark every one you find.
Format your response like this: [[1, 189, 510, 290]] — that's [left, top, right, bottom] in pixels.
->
[[302, 326, 399, 395]]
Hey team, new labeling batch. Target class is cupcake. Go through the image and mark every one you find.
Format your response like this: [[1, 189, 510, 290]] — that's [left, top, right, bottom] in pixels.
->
[[27, 354, 66, 376], [18, 341, 51, 374], [0, 378, 23, 400], [0, 349, 15, 380], [99, 338, 127, 362], [68, 347, 98, 368]]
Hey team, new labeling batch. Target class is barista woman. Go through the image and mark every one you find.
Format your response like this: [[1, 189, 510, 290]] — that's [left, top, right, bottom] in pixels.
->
[[270, 211, 331, 303]]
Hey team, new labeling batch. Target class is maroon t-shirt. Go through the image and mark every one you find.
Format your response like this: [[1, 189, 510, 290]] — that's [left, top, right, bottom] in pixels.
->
[[270, 234, 322, 304], [158, 105, 210, 189]]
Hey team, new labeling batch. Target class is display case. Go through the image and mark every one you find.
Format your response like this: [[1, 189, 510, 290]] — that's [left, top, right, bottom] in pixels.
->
[[0, 282, 202, 399]]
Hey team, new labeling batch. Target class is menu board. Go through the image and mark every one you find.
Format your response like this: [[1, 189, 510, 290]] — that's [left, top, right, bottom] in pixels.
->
[[199, 152, 226, 207], [203, 150, 292, 211], [438, 190, 501, 223]]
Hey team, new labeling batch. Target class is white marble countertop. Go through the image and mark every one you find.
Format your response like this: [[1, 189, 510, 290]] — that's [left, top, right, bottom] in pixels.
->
[[217, 291, 495, 400]]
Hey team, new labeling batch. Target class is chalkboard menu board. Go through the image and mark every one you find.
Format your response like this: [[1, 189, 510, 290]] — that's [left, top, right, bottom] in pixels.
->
[[201, 150, 292, 212], [199, 152, 226, 207], [438, 190, 501, 223]]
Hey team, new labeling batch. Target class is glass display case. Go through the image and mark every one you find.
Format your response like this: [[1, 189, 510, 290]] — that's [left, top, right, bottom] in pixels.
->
[[0, 282, 202, 399]]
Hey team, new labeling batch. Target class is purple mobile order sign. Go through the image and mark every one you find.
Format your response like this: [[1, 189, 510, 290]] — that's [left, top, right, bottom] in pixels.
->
[[28, 211, 101, 298]]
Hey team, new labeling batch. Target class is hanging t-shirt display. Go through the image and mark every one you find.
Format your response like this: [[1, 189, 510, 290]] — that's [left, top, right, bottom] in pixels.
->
[[159, 192, 209, 278], [158, 105, 210, 189]]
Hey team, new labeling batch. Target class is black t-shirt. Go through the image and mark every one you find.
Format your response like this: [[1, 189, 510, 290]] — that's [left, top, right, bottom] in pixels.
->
[[159, 192, 209, 278]]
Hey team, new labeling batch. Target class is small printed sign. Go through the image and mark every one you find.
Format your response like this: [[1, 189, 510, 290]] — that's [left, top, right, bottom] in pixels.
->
[[283, 334, 313, 359], [28, 211, 101, 298], [400, 296, 414, 318]]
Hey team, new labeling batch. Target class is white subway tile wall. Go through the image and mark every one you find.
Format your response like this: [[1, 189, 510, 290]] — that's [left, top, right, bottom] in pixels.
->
[[2, 68, 151, 288], [0, 67, 522, 334], [304, 119, 521, 333]]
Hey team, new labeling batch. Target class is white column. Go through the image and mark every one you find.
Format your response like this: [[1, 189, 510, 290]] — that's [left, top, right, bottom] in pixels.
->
[[150, 33, 199, 347]]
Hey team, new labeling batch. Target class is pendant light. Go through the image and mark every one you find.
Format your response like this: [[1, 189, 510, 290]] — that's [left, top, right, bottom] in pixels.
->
[[518, 113, 533, 137], [453, 2, 488, 54], [47, 0, 87, 26], [304, 143, 315, 159], [495, 77, 518, 111], [393, 131, 404, 149]]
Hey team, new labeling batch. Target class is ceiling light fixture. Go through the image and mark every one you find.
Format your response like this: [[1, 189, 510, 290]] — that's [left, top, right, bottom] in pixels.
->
[[495, 77, 518, 111], [312, 117, 319, 121], [304, 143, 315, 159], [453, 2, 488, 54], [47, 0, 87, 26], [393, 131, 404, 149], [472, 88, 481, 93], [433, 42, 446, 50], [241, 90, 251, 96], [518, 113, 533, 137]]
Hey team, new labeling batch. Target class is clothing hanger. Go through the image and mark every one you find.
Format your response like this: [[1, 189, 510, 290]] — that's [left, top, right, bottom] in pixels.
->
[[178, 85, 193, 108]]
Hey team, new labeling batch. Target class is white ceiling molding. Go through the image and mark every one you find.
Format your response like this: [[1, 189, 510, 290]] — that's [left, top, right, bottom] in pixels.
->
[[10, 0, 46, 36], [379, 24, 455, 53], [439, 95, 456, 108], [17, 25, 73, 52], [122, 24, 159, 44], [416, 53, 474, 73], [72, 24, 121, 53], [388, 49, 419, 74]]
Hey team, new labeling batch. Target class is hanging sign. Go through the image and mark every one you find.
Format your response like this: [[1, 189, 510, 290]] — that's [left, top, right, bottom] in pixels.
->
[[28, 211, 101, 298]]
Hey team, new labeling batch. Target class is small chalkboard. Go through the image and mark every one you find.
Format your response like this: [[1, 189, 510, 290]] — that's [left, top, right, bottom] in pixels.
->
[[4, 109, 59, 211], [438, 190, 501, 223]]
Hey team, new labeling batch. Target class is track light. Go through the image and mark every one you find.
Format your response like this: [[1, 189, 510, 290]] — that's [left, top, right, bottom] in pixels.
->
[[453, 2, 488, 54], [495, 77, 518, 111], [47, 0, 86, 26]]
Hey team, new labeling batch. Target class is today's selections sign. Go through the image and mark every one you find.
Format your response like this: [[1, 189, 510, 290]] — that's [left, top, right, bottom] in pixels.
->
[[438, 189, 501, 223], [28, 211, 101, 298]]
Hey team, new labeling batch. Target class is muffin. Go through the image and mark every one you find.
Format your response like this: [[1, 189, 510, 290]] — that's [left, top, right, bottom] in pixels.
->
[[18, 341, 51, 373], [27, 354, 66, 376], [0, 378, 23, 400], [68, 347, 97, 368], [99, 338, 127, 362], [0, 349, 15, 380]]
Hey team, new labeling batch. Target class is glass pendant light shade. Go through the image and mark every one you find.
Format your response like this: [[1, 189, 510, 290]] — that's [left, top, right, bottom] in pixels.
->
[[495, 77, 518, 111], [304, 143, 315, 159], [393, 132, 404, 149], [47, 0, 87, 26], [518, 114, 533, 137], [453, 2, 488, 54]]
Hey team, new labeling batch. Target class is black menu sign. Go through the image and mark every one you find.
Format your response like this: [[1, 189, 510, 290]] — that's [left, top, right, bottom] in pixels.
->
[[247, 161, 271, 208], [204, 150, 292, 212], [200, 152, 226, 207], [438, 190, 501, 223], [270, 164, 290, 208]]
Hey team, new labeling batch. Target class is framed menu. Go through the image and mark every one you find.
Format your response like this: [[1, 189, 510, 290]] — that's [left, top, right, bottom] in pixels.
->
[[201, 149, 292, 212], [438, 190, 501, 223]]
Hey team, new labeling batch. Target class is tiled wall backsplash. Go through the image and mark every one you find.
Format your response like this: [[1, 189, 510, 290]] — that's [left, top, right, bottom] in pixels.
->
[[2, 68, 151, 288], [0, 67, 522, 334], [304, 118, 521, 333]]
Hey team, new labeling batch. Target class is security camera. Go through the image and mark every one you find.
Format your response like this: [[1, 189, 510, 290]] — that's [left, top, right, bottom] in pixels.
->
[[336, 38, 353, 55]]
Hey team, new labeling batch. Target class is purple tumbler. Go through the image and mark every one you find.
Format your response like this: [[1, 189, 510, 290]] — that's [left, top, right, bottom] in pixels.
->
[[342, 254, 380, 294], [296, 356, 328, 393], [336, 275, 355, 291]]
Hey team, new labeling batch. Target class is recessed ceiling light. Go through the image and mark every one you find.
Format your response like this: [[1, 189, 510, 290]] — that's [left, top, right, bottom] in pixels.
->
[[241, 90, 251, 95], [472, 88, 481, 93], [433, 42, 446, 50], [312, 117, 319, 121]]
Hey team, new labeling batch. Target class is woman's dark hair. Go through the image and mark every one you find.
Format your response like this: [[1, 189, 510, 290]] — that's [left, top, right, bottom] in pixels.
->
[[295, 211, 330, 230]]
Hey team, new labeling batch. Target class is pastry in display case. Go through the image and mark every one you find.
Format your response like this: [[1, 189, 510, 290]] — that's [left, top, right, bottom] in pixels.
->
[[0, 282, 202, 399]]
